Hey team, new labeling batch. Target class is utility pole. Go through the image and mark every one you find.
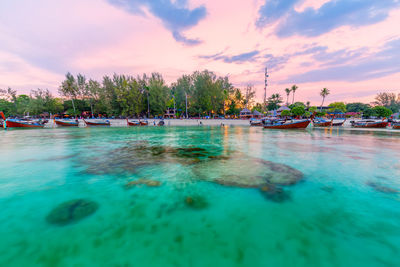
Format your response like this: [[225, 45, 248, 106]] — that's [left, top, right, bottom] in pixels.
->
[[185, 91, 188, 118], [264, 67, 268, 106], [147, 88, 150, 118]]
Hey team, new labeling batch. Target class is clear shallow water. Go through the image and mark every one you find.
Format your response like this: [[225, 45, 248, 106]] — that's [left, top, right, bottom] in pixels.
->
[[1, 126, 400, 267]]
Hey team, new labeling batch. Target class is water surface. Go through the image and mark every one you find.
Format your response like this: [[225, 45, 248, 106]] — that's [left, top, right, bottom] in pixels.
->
[[1, 126, 400, 267]]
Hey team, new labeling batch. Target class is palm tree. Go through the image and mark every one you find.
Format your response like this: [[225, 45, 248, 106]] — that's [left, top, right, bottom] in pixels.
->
[[320, 88, 330, 111], [285, 88, 291, 106], [291, 85, 298, 104]]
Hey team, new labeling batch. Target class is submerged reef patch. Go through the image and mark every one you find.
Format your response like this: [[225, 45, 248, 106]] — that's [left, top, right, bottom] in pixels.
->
[[80, 142, 230, 175], [194, 156, 303, 188], [366, 182, 399, 194], [46, 199, 99, 226], [125, 179, 162, 189], [185, 195, 209, 209]]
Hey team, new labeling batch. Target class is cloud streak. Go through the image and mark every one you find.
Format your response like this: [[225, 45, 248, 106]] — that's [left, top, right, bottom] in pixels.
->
[[199, 50, 260, 63], [283, 38, 400, 83], [257, 0, 400, 37], [108, 0, 206, 45]]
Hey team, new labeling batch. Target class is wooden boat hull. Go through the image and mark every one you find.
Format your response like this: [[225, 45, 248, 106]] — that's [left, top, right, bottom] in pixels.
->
[[5, 120, 45, 128], [332, 121, 346, 126], [264, 120, 310, 129], [55, 120, 78, 127], [83, 119, 110, 126], [352, 121, 388, 128], [392, 123, 400, 129], [127, 119, 148, 126], [313, 121, 332, 127], [250, 121, 263, 126]]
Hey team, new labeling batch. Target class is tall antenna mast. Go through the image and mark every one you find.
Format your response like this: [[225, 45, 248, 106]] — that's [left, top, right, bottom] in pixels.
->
[[264, 67, 269, 104]]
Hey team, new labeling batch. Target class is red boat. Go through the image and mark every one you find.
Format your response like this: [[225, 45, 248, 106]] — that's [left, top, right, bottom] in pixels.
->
[[5, 119, 45, 128], [263, 119, 311, 129], [313, 118, 333, 127], [83, 119, 110, 126], [55, 119, 79, 127], [127, 119, 148, 126], [351, 120, 388, 128], [392, 122, 400, 129]]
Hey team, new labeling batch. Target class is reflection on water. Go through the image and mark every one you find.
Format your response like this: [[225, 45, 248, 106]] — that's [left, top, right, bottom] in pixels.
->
[[1, 126, 400, 267]]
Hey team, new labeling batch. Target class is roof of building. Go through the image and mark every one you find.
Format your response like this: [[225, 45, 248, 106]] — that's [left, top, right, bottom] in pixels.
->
[[240, 108, 252, 114], [277, 106, 290, 111]]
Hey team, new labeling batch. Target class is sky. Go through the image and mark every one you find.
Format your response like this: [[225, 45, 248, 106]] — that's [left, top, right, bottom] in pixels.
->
[[0, 0, 400, 104]]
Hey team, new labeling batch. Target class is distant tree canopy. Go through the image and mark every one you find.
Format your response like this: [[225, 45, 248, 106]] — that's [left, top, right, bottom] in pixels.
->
[[346, 102, 371, 113], [373, 92, 400, 113], [0, 70, 262, 118], [291, 106, 305, 116], [1, 77, 398, 118], [373, 106, 392, 118], [328, 102, 346, 113]]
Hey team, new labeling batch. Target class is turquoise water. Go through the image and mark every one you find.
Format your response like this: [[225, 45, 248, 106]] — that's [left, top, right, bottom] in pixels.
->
[[1, 126, 400, 267]]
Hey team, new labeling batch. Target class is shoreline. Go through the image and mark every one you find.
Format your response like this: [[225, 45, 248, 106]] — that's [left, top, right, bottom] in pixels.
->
[[41, 119, 400, 134]]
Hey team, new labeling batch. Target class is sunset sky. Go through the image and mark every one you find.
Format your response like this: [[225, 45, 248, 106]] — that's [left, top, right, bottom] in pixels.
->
[[1, 0, 400, 104]]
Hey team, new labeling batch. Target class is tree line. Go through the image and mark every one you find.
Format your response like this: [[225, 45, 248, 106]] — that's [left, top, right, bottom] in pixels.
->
[[0, 71, 258, 118], [1, 70, 399, 118]]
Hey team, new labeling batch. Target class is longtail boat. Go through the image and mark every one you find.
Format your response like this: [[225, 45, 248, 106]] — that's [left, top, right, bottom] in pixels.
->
[[83, 118, 110, 126], [250, 119, 263, 126], [350, 119, 388, 128], [55, 119, 79, 127], [127, 119, 149, 126], [5, 119, 46, 128], [127, 119, 140, 126], [313, 117, 333, 127], [332, 119, 346, 126], [392, 122, 400, 129], [263, 119, 310, 129]]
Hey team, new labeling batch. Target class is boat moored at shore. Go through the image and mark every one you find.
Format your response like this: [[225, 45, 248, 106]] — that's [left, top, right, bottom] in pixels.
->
[[55, 119, 79, 127], [5, 119, 46, 128], [263, 119, 311, 129], [350, 119, 388, 128], [83, 119, 110, 126]]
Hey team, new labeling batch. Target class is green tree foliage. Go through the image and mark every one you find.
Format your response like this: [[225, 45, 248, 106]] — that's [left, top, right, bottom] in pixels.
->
[[281, 110, 291, 117], [373, 92, 400, 112], [346, 102, 370, 113], [59, 73, 79, 114], [148, 73, 169, 116], [267, 94, 283, 110], [29, 89, 63, 115], [363, 108, 377, 118], [252, 103, 264, 113], [289, 102, 305, 109], [373, 106, 392, 118], [320, 88, 330, 110], [243, 84, 256, 108], [328, 102, 346, 113], [291, 85, 298, 104], [284, 88, 291, 106], [291, 106, 305, 116]]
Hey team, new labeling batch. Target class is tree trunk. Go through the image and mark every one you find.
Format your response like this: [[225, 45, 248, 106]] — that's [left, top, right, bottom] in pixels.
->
[[71, 98, 76, 114], [286, 95, 289, 106], [292, 93, 295, 104], [320, 97, 325, 112]]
